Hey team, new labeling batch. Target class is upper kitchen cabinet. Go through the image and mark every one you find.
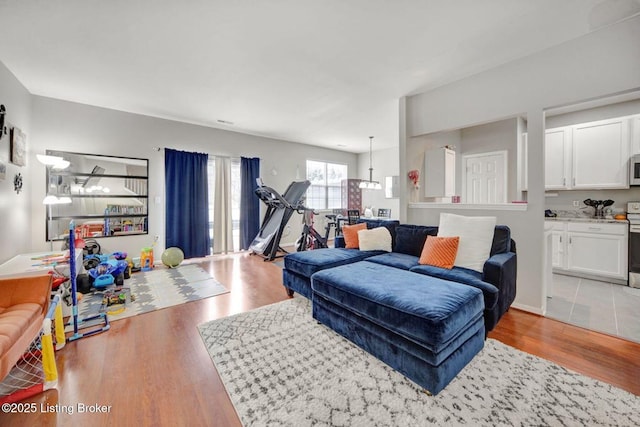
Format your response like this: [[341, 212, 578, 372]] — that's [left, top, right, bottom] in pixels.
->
[[571, 116, 629, 189], [424, 147, 455, 198], [544, 117, 631, 191], [632, 115, 640, 155], [545, 127, 572, 190]]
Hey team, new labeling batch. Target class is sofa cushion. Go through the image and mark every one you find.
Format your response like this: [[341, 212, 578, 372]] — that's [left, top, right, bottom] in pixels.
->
[[437, 213, 497, 273], [311, 261, 483, 352], [283, 248, 384, 278], [419, 236, 459, 269], [410, 264, 499, 310], [394, 225, 438, 257], [490, 225, 512, 256], [343, 223, 367, 248], [358, 227, 392, 252], [0, 303, 42, 355], [365, 252, 420, 270]]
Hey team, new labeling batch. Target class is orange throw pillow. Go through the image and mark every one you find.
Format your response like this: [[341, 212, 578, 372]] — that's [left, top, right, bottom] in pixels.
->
[[419, 236, 460, 269], [342, 223, 367, 249]]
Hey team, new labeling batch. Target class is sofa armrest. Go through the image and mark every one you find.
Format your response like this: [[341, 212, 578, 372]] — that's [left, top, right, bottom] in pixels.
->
[[334, 235, 346, 248], [482, 252, 517, 316], [0, 275, 53, 316]]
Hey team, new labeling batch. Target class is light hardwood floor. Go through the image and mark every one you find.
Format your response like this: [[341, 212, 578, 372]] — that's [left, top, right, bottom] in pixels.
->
[[1, 252, 639, 426]]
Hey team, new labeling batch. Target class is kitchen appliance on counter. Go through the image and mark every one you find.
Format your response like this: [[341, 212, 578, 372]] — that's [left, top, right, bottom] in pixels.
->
[[627, 201, 640, 288], [583, 198, 614, 218]]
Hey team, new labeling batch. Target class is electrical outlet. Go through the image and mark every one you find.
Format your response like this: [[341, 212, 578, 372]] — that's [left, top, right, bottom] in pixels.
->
[[572, 200, 580, 207]]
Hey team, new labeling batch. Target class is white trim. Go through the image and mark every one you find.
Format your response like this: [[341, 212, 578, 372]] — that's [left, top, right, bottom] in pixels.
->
[[511, 302, 544, 315], [462, 150, 508, 204], [408, 202, 527, 211]]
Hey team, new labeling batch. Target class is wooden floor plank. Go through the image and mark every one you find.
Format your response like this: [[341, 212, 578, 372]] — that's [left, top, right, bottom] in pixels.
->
[[1, 252, 638, 426]]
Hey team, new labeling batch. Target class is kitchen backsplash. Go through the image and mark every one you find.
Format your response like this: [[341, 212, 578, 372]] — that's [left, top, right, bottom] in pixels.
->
[[545, 188, 640, 215]]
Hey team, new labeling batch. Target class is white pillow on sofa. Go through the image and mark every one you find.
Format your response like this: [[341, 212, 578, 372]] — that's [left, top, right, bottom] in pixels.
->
[[437, 213, 496, 272], [357, 227, 392, 252]]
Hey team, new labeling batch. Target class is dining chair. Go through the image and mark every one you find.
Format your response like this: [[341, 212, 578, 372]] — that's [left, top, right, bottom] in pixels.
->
[[377, 208, 391, 218], [347, 209, 361, 225]]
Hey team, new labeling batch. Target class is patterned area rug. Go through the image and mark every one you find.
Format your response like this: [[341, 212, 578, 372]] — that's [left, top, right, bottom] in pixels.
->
[[198, 297, 640, 427], [75, 264, 228, 322]]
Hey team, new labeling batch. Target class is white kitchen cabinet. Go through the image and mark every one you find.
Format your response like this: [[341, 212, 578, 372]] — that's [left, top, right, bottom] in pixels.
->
[[544, 116, 631, 191], [546, 221, 567, 269], [424, 147, 455, 198], [545, 127, 572, 190], [518, 132, 528, 192], [572, 117, 630, 189], [565, 222, 628, 280], [631, 114, 640, 155]]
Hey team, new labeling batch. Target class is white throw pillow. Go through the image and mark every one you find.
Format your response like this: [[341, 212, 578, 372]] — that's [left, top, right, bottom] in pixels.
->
[[357, 227, 392, 252], [437, 213, 496, 272]]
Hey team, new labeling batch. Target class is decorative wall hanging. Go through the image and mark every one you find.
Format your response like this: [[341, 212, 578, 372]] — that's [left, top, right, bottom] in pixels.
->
[[10, 126, 26, 166], [0, 161, 6, 180], [0, 105, 6, 140], [14, 173, 23, 193]]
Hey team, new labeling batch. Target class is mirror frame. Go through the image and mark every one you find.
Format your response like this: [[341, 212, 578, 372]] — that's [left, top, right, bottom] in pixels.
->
[[44, 150, 149, 241]]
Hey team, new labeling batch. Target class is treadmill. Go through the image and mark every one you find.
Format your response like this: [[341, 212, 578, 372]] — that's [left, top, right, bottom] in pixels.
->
[[250, 180, 310, 261]]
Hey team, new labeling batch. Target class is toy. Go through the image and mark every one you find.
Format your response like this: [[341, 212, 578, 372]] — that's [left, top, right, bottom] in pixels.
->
[[161, 247, 184, 268], [66, 220, 110, 342], [140, 236, 158, 272], [140, 247, 153, 271]]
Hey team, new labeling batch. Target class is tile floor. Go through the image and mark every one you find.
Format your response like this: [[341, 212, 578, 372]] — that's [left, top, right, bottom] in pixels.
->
[[546, 273, 640, 343]]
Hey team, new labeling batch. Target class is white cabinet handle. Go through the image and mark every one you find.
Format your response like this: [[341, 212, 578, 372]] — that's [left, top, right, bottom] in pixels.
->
[[588, 227, 602, 230]]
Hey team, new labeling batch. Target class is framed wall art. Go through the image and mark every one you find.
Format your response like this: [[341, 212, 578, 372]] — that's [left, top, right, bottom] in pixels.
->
[[10, 126, 26, 166]]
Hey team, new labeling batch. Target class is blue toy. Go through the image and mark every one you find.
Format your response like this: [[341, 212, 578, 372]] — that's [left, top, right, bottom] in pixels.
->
[[87, 259, 128, 289]]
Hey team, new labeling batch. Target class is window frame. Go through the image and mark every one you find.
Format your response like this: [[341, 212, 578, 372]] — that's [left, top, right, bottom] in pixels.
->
[[305, 159, 348, 210]]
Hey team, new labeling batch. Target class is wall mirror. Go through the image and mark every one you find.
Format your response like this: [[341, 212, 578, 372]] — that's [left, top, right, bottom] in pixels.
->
[[385, 176, 399, 198], [45, 150, 149, 241], [406, 115, 527, 204]]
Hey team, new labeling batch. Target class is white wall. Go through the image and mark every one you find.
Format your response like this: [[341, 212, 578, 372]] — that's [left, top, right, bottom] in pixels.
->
[[403, 15, 640, 314], [0, 62, 33, 263], [28, 96, 359, 258], [359, 146, 400, 218], [459, 118, 519, 202]]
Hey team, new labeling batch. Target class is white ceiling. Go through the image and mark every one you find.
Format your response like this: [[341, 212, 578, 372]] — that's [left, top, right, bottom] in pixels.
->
[[1, 0, 639, 153]]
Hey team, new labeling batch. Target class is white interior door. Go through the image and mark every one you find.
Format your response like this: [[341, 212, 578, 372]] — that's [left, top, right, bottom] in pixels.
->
[[463, 151, 507, 204]]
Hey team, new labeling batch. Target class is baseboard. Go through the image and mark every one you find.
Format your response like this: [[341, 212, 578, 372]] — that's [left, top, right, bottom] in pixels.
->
[[511, 302, 544, 316]]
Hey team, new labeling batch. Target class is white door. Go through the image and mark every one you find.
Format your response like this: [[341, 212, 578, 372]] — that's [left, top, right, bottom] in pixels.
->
[[463, 151, 507, 204]]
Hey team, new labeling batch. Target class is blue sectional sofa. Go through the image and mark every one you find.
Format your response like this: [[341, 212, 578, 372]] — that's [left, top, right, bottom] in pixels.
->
[[283, 220, 517, 333], [281, 220, 517, 394]]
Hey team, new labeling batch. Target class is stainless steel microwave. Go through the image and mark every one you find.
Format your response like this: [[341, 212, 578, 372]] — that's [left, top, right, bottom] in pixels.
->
[[631, 154, 640, 186]]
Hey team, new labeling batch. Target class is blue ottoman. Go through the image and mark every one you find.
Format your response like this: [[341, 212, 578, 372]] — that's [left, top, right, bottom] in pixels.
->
[[311, 261, 485, 395], [283, 248, 384, 298]]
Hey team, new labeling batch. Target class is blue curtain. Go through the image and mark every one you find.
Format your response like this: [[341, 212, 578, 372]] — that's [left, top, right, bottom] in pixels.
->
[[240, 157, 260, 249], [165, 148, 211, 259]]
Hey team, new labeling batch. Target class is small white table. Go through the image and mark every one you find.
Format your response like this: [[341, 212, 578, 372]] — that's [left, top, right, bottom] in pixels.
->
[[0, 250, 82, 279]]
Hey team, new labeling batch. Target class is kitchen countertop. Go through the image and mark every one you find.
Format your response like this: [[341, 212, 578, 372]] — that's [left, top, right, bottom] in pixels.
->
[[544, 216, 628, 224]]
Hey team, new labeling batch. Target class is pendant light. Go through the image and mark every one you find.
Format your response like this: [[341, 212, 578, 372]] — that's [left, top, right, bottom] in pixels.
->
[[359, 136, 382, 190]]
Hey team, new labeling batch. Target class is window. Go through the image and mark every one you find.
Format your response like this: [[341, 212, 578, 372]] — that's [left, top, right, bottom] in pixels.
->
[[306, 160, 347, 209], [207, 158, 241, 254]]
